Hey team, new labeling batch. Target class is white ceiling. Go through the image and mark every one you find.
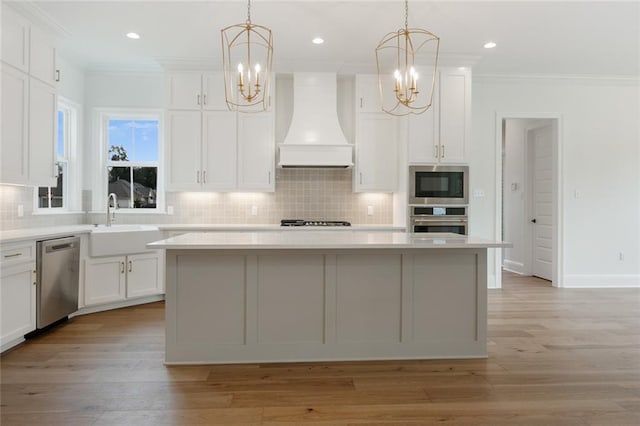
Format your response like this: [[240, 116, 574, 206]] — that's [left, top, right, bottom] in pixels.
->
[[23, 0, 640, 76]]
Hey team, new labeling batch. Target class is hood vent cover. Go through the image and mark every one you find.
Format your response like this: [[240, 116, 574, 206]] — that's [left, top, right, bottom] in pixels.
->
[[279, 73, 353, 168]]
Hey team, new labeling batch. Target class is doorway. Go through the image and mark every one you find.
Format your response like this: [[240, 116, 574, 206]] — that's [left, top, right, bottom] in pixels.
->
[[496, 114, 563, 288]]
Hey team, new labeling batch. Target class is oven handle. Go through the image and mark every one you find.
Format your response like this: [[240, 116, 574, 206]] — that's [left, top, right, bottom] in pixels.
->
[[411, 218, 468, 225]]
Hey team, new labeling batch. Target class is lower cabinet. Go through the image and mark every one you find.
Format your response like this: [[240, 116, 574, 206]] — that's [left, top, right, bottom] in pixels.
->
[[84, 251, 162, 307], [0, 262, 36, 347]]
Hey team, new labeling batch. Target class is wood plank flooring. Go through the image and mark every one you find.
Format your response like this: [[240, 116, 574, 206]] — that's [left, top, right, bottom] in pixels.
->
[[1, 272, 639, 425]]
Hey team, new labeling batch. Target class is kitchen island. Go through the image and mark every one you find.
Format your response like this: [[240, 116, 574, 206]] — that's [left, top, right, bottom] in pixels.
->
[[148, 231, 508, 364]]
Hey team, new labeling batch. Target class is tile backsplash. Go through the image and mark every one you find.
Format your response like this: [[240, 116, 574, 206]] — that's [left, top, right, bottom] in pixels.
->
[[2, 169, 393, 231]]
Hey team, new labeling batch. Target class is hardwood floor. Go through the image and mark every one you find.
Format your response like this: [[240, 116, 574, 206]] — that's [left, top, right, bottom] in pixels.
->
[[1, 273, 639, 425]]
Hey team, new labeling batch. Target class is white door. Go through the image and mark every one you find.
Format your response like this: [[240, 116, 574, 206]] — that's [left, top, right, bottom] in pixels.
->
[[84, 256, 126, 306], [165, 111, 202, 191], [530, 125, 553, 281], [237, 113, 275, 191], [202, 110, 237, 190], [355, 112, 397, 192]]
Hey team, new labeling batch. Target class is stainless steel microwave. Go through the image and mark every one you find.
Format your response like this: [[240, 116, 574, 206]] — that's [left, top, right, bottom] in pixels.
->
[[409, 165, 469, 205]]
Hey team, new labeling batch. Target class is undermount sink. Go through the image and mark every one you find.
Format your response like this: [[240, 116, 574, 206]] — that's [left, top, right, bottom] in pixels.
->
[[90, 225, 162, 256]]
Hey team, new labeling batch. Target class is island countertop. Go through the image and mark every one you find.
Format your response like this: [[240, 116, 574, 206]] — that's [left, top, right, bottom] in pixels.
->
[[148, 231, 510, 250]]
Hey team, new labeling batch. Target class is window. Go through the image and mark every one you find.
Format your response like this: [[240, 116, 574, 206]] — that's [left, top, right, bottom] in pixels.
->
[[102, 111, 162, 210], [37, 106, 71, 210]]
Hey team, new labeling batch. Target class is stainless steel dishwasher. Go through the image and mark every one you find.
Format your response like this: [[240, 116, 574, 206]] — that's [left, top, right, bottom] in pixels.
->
[[36, 236, 80, 329]]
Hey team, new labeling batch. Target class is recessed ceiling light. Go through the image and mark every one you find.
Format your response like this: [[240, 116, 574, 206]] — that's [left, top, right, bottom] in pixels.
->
[[312, 37, 324, 45], [483, 41, 496, 49], [126, 32, 141, 40]]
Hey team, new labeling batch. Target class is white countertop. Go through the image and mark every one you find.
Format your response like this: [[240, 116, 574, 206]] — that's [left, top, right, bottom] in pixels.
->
[[0, 224, 405, 244], [148, 231, 510, 250]]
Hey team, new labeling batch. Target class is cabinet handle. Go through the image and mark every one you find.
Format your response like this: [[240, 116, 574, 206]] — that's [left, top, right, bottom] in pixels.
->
[[197, 94, 201, 105], [359, 172, 363, 185], [202, 170, 207, 183], [268, 171, 271, 184], [440, 144, 445, 158], [434, 145, 438, 159], [203, 94, 207, 105], [196, 170, 200, 183], [121, 262, 125, 274], [128, 260, 132, 272], [55, 70, 60, 82], [3, 253, 22, 258], [360, 97, 363, 108], [268, 96, 271, 107]]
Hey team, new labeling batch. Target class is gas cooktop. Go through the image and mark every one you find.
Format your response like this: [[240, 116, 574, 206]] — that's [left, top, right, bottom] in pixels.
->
[[280, 219, 351, 227]]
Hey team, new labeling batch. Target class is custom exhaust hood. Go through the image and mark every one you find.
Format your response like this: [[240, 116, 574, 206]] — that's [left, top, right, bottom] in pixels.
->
[[278, 73, 353, 168]]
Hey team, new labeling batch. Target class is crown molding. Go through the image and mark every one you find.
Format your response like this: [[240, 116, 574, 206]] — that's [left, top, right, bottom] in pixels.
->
[[6, 0, 71, 39]]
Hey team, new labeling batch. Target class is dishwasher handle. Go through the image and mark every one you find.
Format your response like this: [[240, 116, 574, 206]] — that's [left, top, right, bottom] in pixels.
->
[[41, 237, 80, 253]]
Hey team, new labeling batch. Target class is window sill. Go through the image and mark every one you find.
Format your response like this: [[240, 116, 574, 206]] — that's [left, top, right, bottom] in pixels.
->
[[32, 210, 84, 216]]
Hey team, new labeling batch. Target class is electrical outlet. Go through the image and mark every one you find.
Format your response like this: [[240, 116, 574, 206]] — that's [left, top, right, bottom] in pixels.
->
[[367, 205, 374, 216], [619, 252, 625, 261], [17, 204, 24, 217], [251, 205, 258, 216], [167, 205, 174, 215]]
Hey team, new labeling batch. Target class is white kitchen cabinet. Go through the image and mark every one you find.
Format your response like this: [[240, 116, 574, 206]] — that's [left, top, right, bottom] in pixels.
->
[[237, 113, 275, 191], [354, 75, 398, 192], [1, 241, 37, 350], [1, 65, 29, 183], [126, 252, 163, 298], [165, 110, 237, 191], [165, 71, 275, 192], [84, 251, 163, 307], [1, 5, 29, 73], [0, 5, 58, 187], [165, 72, 227, 111], [29, 77, 58, 187], [84, 256, 126, 306], [355, 113, 398, 192], [408, 67, 471, 164], [29, 25, 57, 86], [356, 74, 382, 113]]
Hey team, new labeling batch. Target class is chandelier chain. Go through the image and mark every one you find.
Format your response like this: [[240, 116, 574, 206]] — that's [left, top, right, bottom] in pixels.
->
[[404, 0, 408, 30], [247, 0, 251, 24]]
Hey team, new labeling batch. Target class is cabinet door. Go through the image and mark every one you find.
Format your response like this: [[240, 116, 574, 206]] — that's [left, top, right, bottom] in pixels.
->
[[165, 73, 202, 110], [355, 113, 397, 192], [356, 74, 382, 113], [1, 65, 29, 184], [0, 263, 36, 347], [202, 72, 229, 111], [407, 71, 439, 164], [1, 5, 29, 72], [165, 110, 202, 191], [126, 252, 162, 298], [84, 256, 126, 306], [438, 68, 470, 164], [237, 113, 275, 191], [29, 26, 57, 86], [28, 77, 57, 187], [202, 111, 237, 190]]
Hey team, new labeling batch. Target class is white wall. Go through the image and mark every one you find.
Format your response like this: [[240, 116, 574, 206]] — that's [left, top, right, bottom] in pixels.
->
[[472, 75, 640, 287], [83, 71, 164, 210]]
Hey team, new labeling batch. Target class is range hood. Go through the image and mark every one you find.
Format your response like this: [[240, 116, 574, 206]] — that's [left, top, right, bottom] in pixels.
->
[[279, 73, 353, 168]]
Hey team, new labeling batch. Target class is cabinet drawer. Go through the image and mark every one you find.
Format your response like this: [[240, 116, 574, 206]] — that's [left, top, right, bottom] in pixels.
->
[[1, 241, 36, 266]]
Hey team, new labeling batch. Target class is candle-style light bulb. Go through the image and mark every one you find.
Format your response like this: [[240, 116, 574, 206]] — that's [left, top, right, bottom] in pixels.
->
[[254, 63, 261, 86], [237, 63, 244, 86]]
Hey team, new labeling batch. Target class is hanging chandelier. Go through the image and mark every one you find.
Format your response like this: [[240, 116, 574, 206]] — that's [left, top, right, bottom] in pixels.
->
[[221, 0, 273, 112], [375, 0, 440, 116]]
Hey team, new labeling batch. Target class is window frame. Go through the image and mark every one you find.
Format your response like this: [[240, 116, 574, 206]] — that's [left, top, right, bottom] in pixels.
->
[[35, 97, 80, 213], [96, 108, 164, 213]]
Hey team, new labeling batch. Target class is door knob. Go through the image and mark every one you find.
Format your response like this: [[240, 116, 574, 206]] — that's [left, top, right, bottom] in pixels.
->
[[531, 218, 537, 223]]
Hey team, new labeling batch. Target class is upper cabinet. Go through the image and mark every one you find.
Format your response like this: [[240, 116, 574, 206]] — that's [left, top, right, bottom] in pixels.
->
[[354, 75, 398, 192], [164, 71, 275, 192], [0, 5, 58, 187], [165, 72, 228, 111], [408, 67, 471, 164]]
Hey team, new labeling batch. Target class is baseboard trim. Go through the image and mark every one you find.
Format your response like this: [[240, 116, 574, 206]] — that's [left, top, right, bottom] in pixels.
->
[[71, 294, 165, 317], [503, 260, 525, 275], [562, 274, 640, 288]]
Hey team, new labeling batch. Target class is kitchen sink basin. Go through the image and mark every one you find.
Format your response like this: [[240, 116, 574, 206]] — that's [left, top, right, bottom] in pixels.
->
[[90, 225, 162, 256]]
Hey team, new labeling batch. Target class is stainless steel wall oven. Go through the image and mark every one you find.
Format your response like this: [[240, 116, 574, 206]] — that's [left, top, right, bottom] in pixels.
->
[[410, 206, 468, 235]]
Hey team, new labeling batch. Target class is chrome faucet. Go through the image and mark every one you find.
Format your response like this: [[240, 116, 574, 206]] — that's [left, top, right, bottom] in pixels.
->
[[106, 193, 118, 226]]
